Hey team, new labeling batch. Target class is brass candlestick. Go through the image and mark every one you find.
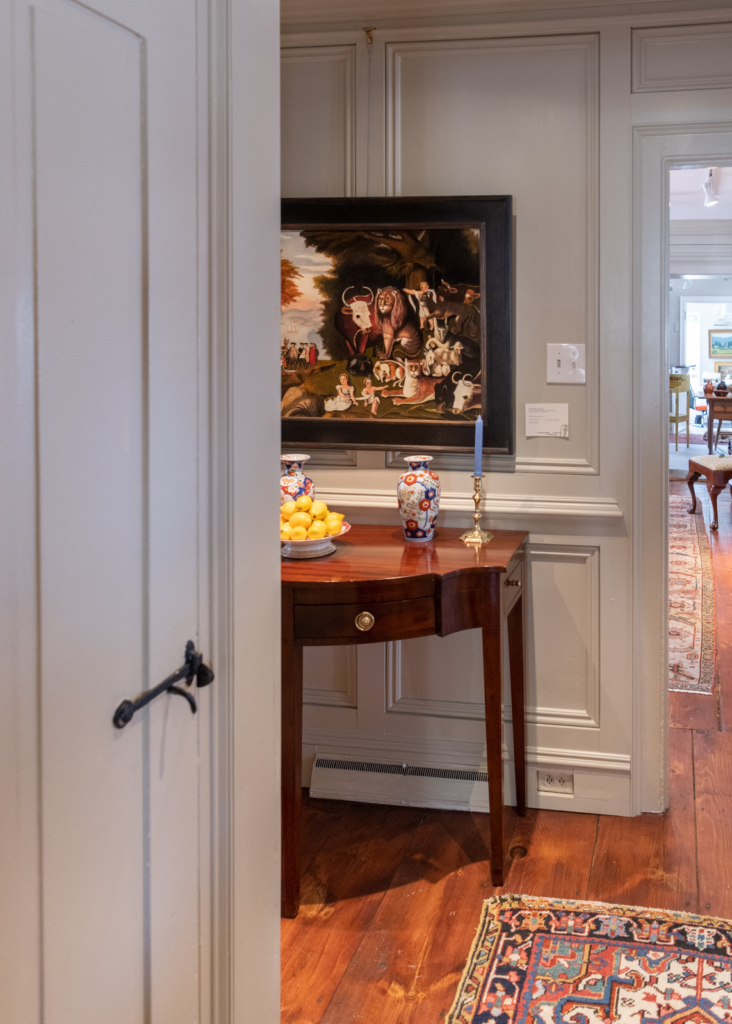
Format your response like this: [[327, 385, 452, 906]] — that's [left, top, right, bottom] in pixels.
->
[[460, 476, 493, 546]]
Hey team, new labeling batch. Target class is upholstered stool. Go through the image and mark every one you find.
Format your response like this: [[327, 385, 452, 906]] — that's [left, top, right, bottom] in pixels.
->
[[686, 456, 732, 530]]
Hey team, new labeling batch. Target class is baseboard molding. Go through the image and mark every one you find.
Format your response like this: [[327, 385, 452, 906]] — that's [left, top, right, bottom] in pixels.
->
[[304, 729, 632, 815], [314, 486, 623, 521]]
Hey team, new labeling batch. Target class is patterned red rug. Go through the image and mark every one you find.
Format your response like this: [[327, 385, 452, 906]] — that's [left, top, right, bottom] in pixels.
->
[[448, 893, 732, 1023], [669, 429, 707, 446], [669, 492, 715, 693]]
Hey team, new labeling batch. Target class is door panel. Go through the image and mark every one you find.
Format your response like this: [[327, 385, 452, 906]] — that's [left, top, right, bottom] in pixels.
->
[[35, 5, 145, 1016], [27, 0, 205, 1018]]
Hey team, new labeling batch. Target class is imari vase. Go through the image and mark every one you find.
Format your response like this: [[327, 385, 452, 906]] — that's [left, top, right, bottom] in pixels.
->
[[280, 454, 315, 504], [397, 455, 441, 542]]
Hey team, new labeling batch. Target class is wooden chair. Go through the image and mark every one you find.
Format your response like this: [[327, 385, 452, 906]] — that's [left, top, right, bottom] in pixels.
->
[[669, 373, 692, 451]]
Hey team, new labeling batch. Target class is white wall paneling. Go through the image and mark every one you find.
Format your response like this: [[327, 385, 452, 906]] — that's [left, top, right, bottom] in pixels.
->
[[304, 646, 358, 707], [310, 484, 623, 520], [385, 34, 600, 476], [281, 42, 367, 198], [282, 7, 732, 820], [386, 545, 599, 729], [632, 23, 732, 94]]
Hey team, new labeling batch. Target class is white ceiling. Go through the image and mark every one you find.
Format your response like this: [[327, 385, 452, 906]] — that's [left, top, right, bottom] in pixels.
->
[[670, 167, 732, 220]]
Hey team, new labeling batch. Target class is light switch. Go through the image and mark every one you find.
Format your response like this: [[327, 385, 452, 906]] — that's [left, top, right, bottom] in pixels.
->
[[547, 344, 586, 384]]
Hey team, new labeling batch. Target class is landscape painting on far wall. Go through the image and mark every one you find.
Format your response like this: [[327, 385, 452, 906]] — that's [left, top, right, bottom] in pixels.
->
[[280, 197, 514, 454], [710, 330, 732, 359]]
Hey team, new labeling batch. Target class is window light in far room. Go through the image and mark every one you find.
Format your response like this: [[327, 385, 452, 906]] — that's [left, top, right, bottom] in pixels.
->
[[702, 167, 719, 208]]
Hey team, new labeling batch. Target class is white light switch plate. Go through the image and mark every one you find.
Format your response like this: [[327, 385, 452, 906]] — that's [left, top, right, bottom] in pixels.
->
[[547, 343, 586, 384]]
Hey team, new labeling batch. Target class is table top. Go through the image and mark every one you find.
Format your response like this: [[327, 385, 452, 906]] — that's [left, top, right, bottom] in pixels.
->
[[281, 525, 527, 586]]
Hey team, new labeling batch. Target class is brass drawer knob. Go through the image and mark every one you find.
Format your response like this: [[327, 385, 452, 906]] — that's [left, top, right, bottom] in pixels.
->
[[505, 578, 520, 587], [355, 611, 375, 631]]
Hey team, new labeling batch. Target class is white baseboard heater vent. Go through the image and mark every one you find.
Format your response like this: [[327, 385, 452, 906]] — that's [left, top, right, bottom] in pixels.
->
[[313, 757, 488, 783], [310, 755, 492, 811]]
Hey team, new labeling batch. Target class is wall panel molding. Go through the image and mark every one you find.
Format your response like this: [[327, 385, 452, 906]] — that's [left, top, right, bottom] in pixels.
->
[[526, 544, 600, 728], [303, 646, 358, 708], [384, 542, 600, 728], [385, 640, 600, 727], [313, 484, 622, 520], [632, 23, 732, 94], [280, 43, 357, 197], [384, 33, 600, 476]]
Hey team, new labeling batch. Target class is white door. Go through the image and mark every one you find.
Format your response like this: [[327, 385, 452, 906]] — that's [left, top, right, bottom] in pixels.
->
[[1, 0, 211, 1018]]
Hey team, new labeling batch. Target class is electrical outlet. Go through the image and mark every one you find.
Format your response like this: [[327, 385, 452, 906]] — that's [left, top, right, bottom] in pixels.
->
[[537, 770, 574, 795]]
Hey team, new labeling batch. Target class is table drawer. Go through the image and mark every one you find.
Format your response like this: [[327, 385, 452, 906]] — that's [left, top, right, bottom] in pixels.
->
[[294, 596, 435, 642], [502, 558, 523, 615]]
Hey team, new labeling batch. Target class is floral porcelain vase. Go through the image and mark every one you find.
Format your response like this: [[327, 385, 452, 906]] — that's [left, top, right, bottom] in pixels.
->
[[280, 454, 315, 504], [397, 455, 441, 542]]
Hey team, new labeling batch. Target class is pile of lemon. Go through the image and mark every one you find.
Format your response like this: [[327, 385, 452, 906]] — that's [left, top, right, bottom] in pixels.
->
[[280, 495, 345, 542]]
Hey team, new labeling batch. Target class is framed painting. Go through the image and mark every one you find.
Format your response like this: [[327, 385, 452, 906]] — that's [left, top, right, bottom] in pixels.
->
[[709, 330, 732, 359], [280, 196, 513, 453], [714, 361, 732, 377]]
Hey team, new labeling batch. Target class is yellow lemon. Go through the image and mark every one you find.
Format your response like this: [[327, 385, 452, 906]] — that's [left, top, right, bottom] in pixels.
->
[[290, 526, 308, 541], [280, 500, 297, 520], [289, 510, 312, 530], [295, 494, 313, 512], [307, 520, 327, 539], [310, 500, 329, 521], [326, 511, 345, 522], [325, 517, 343, 536], [280, 524, 293, 541]]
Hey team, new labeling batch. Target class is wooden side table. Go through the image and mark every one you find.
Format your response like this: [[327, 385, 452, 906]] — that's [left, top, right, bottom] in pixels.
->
[[686, 455, 732, 530], [705, 394, 732, 454], [281, 525, 528, 918]]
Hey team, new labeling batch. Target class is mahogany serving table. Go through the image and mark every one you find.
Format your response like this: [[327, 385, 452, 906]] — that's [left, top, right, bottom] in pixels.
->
[[281, 525, 528, 918]]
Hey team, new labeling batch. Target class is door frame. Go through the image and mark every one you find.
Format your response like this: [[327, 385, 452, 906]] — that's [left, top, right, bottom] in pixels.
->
[[633, 123, 732, 814], [210, 0, 282, 1020]]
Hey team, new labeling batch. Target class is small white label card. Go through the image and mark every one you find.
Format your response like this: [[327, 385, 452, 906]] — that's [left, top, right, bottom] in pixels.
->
[[525, 403, 569, 438]]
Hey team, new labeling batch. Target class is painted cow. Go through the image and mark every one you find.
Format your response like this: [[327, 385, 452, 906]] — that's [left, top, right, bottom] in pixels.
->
[[450, 372, 482, 414], [334, 286, 381, 376]]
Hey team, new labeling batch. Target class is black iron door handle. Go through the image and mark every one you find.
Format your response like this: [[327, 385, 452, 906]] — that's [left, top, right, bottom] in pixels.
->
[[113, 640, 214, 729]]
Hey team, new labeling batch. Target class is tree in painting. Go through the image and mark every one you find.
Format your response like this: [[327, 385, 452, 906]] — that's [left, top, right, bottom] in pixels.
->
[[281, 254, 303, 308]]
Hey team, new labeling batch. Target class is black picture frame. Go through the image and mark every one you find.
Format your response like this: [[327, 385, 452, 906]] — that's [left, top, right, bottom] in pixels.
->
[[281, 196, 513, 454]]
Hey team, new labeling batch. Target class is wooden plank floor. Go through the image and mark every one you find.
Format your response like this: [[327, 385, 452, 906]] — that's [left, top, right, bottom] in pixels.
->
[[281, 479, 732, 1024]]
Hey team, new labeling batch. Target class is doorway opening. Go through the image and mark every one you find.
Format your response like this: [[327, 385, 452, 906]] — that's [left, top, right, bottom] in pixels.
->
[[667, 163, 732, 730]]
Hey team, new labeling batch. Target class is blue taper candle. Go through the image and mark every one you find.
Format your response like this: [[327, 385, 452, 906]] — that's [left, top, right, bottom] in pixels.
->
[[474, 415, 483, 477]]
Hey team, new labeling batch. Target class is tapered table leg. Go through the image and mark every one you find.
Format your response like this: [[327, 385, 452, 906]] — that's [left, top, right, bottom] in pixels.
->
[[482, 621, 504, 886], [281, 600, 303, 918], [507, 595, 526, 816], [687, 471, 701, 514]]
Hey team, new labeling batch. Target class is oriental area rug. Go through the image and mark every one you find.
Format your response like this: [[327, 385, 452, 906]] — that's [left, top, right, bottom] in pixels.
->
[[448, 893, 732, 1024], [669, 492, 715, 694]]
